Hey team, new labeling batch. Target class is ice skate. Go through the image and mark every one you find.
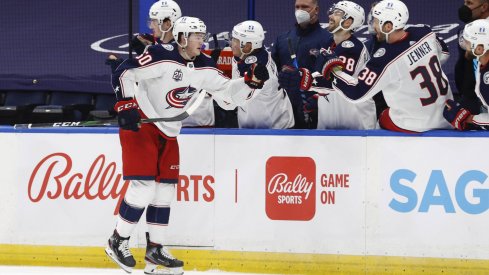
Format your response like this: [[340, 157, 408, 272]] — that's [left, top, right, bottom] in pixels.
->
[[105, 230, 136, 273], [144, 233, 184, 275]]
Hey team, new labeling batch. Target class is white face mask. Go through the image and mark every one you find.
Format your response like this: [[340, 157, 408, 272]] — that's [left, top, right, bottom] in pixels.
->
[[295, 9, 311, 24]]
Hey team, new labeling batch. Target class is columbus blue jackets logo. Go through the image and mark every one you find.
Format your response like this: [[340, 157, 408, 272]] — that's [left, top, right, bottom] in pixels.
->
[[484, 72, 489, 85], [373, 48, 386, 58], [245, 56, 257, 64], [166, 86, 197, 108], [341, 41, 354, 48]]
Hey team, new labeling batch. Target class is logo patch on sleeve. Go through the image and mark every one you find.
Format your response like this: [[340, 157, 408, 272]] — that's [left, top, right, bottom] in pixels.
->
[[245, 56, 257, 64], [162, 44, 174, 51], [484, 71, 489, 84], [373, 48, 386, 58], [341, 40, 354, 48]]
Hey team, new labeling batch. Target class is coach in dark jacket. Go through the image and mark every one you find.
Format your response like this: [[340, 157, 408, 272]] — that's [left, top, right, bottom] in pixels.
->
[[272, 0, 332, 129]]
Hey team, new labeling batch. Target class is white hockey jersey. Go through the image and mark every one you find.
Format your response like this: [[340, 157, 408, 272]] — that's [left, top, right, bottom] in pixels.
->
[[112, 43, 257, 137], [217, 48, 294, 129], [315, 36, 376, 130], [470, 60, 489, 128], [332, 25, 453, 132]]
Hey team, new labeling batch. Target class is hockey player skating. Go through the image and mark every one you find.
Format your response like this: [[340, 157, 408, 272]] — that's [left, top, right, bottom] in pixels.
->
[[214, 20, 294, 129], [104, 16, 269, 275], [444, 19, 489, 130], [310, 0, 453, 133]]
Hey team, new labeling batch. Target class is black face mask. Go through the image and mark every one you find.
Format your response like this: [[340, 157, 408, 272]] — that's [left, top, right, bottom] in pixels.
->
[[459, 5, 473, 23], [458, 4, 484, 23]]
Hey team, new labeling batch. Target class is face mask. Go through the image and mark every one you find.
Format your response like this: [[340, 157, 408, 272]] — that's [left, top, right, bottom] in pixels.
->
[[295, 9, 311, 24], [459, 5, 473, 23], [458, 4, 484, 23]]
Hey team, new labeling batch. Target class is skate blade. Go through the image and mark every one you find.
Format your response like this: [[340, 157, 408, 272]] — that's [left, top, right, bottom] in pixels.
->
[[105, 246, 133, 274], [144, 262, 183, 275]]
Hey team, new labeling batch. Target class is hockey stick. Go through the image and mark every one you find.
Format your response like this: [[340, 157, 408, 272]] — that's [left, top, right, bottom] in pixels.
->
[[14, 89, 207, 129]]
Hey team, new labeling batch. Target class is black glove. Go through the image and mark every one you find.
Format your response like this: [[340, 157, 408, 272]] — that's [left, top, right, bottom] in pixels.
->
[[114, 98, 141, 132], [315, 47, 344, 80], [130, 34, 154, 55], [278, 65, 312, 91], [244, 63, 269, 89], [443, 99, 472, 131]]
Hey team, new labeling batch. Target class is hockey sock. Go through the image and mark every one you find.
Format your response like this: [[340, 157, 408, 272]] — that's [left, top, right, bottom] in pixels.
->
[[116, 180, 157, 238], [116, 199, 145, 238], [146, 205, 171, 244], [147, 183, 175, 244]]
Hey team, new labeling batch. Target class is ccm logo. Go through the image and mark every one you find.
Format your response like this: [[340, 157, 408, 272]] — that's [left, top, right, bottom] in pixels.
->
[[117, 102, 138, 112], [265, 156, 316, 221]]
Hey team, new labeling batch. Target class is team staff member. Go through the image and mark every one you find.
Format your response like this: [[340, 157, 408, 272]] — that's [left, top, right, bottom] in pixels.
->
[[273, 0, 332, 129]]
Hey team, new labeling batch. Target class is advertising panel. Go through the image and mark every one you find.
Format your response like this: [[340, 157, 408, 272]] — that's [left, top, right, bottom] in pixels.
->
[[213, 135, 366, 254], [366, 137, 489, 259]]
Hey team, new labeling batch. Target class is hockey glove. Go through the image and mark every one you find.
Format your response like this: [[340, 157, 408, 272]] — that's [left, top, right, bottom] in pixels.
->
[[244, 63, 269, 89], [315, 47, 344, 80], [443, 99, 472, 131], [114, 98, 141, 132], [303, 92, 319, 113], [130, 34, 154, 55], [278, 65, 313, 92]]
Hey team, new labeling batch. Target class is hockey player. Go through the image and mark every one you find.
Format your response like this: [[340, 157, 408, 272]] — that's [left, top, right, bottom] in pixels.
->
[[315, 0, 453, 133], [104, 16, 269, 274], [106, 0, 181, 71], [280, 1, 376, 129], [444, 19, 489, 130], [214, 20, 294, 129]]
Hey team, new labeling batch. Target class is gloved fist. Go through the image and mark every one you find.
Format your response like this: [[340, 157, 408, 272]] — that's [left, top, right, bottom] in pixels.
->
[[278, 65, 313, 91], [244, 63, 269, 89], [443, 99, 472, 131], [114, 98, 141, 132], [131, 33, 154, 55], [303, 92, 319, 113], [316, 47, 344, 80]]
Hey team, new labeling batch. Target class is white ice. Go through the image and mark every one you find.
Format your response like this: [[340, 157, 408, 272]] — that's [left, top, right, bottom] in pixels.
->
[[0, 266, 268, 275]]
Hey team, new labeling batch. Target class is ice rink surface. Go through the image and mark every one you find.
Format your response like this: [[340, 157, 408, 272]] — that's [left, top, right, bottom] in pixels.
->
[[0, 266, 267, 275]]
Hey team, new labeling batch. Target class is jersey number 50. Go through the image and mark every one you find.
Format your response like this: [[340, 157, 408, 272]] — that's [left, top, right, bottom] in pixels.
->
[[410, 56, 448, 106]]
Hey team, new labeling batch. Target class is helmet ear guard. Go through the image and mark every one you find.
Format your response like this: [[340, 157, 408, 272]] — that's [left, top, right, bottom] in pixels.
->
[[172, 16, 207, 48], [372, 0, 409, 35], [149, 0, 182, 32], [231, 20, 265, 53], [463, 19, 489, 57], [330, 1, 365, 33]]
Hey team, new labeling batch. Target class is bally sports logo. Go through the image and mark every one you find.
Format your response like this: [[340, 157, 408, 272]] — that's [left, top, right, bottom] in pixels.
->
[[265, 156, 316, 221]]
